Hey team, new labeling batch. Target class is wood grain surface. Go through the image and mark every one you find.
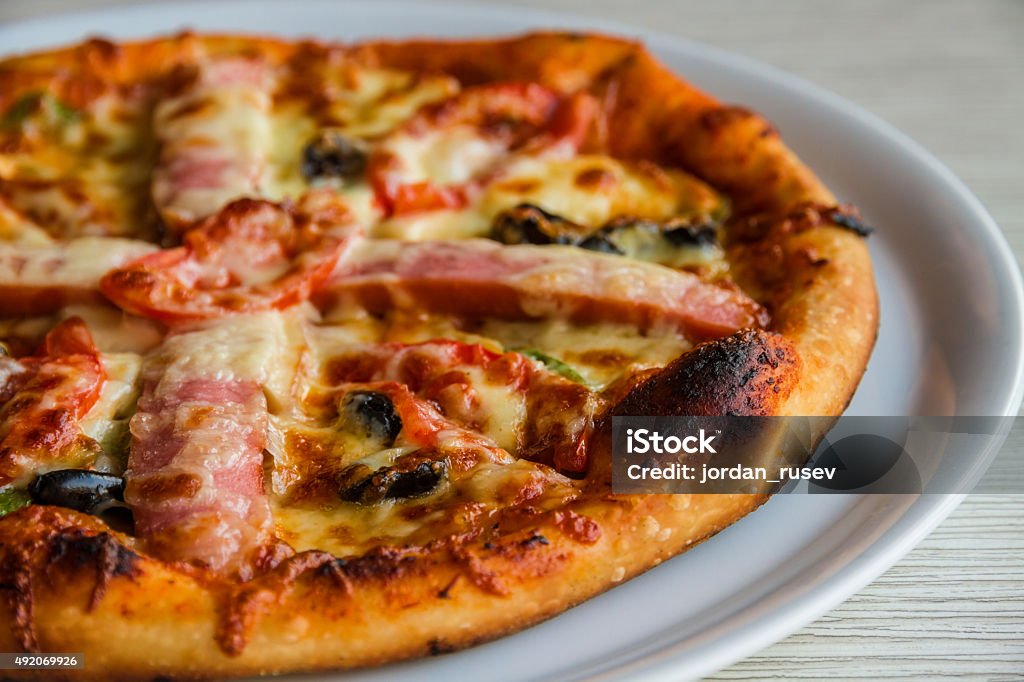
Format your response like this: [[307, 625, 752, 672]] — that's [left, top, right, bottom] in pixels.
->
[[1, 0, 1022, 679]]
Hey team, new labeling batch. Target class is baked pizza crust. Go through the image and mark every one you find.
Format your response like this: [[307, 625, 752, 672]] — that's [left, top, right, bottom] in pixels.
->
[[0, 31, 878, 680]]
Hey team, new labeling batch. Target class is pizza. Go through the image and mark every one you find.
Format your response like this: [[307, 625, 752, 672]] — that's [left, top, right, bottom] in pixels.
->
[[0, 31, 877, 680]]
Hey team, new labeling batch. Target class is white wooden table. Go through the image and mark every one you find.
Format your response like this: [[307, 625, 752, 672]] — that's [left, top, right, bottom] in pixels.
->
[[2, 0, 1022, 678]]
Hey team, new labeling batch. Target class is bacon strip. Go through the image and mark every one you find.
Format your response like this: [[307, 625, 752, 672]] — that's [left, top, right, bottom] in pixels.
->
[[0, 237, 156, 316], [0, 318, 106, 486], [321, 239, 769, 340], [123, 318, 283, 578], [152, 57, 273, 230]]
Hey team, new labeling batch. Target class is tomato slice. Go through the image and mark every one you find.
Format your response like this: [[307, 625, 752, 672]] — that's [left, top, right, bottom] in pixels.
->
[[0, 317, 106, 486], [100, 193, 357, 322], [368, 83, 598, 217], [367, 153, 469, 215], [343, 381, 510, 465]]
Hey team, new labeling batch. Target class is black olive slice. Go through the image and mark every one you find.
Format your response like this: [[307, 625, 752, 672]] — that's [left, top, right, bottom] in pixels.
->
[[576, 233, 625, 255], [828, 209, 874, 237], [340, 390, 403, 446], [301, 130, 367, 182], [339, 460, 447, 504], [28, 469, 125, 515], [490, 203, 588, 246], [602, 216, 718, 248], [490, 206, 722, 267]]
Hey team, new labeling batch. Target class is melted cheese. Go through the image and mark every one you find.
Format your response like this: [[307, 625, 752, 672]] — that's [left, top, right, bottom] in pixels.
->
[[264, 309, 603, 554], [271, 457, 575, 557], [0, 90, 159, 240], [272, 496, 444, 556], [320, 70, 458, 139], [152, 58, 275, 224], [0, 198, 53, 245], [477, 319, 690, 388], [374, 153, 727, 242], [386, 126, 508, 185], [146, 307, 312, 414], [59, 304, 165, 355], [81, 352, 142, 473], [485, 155, 694, 226], [265, 67, 457, 203], [0, 237, 156, 289]]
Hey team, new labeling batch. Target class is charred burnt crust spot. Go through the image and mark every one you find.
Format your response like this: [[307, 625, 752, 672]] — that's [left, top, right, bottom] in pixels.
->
[[611, 329, 799, 417], [437, 575, 459, 599], [827, 207, 874, 237], [340, 546, 424, 583], [47, 531, 140, 610], [314, 557, 348, 579], [48, 530, 137, 575], [428, 637, 456, 656], [0, 548, 38, 651], [217, 550, 344, 657], [730, 202, 872, 245], [304, 555, 355, 595], [519, 532, 550, 548]]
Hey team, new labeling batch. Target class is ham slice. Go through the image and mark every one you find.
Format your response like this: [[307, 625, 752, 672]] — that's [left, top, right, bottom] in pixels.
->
[[320, 239, 768, 340], [123, 313, 295, 577], [0, 237, 156, 316], [125, 377, 271, 577], [151, 57, 273, 230]]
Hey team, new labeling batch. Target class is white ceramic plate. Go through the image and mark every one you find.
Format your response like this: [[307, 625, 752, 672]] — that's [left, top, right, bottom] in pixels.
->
[[2, 2, 1022, 680]]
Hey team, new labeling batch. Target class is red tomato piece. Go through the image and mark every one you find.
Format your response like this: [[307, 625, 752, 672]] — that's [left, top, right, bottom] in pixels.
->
[[328, 340, 597, 474], [368, 82, 598, 216], [0, 317, 106, 486], [100, 193, 358, 322]]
